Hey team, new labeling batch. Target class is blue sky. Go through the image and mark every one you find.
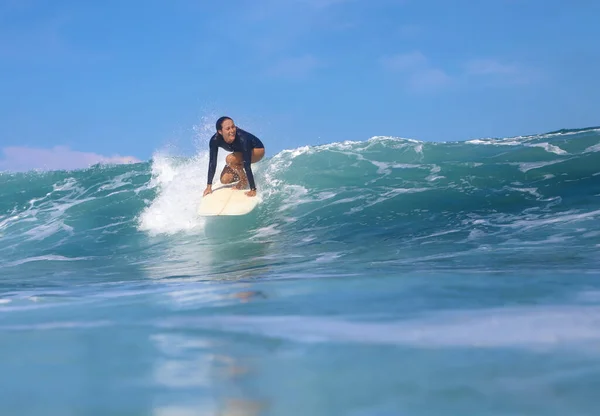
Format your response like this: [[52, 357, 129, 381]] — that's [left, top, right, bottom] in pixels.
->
[[1, 0, 599, 171]]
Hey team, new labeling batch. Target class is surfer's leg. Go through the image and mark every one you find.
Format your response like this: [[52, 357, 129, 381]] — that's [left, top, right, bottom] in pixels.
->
[[226, 149, 265, 189], [219, 165, 239, 184], [224, 153, 246, 187], [251, 147, 265, 163]]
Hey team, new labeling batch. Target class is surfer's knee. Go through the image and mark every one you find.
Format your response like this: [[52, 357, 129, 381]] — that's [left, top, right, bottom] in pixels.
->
[[221, 172, 235, 183], [226, 153, 241, 166]]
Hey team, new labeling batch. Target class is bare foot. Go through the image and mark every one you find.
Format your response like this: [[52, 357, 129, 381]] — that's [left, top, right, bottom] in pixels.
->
[[234, 181, 247, 190]]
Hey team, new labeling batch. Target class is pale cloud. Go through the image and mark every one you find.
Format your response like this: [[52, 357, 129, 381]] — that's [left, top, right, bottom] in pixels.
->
[[380, 51, 427, 71], [409, 68, 453, 91], [266, 55, 323, 79], [466, 59, 520, 75], [465, 58, 543, 85], [380, 51, 452, 92], [396, 24, 423, 38], [293, 0, 355, 8], [256, 0, 354, 10], [381, 53, 542, 92], [0, 146, 141, 172], [238, 0, 354, 22]]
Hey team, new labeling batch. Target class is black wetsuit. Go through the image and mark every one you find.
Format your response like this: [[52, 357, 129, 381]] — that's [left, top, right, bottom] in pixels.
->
[[207, 128, 264, 190]]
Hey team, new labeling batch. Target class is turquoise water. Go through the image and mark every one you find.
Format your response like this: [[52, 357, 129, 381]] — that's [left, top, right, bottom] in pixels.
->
[[1, 127, 600, 415]]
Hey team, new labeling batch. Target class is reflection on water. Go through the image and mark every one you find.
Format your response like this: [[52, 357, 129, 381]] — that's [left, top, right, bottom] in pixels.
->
[[217, 399, 265, 416], [151, 331, 267, 416], [150, 280, 269, 416], [153, 399, 264, 416], [140, 213, 277, 414], [231, 291, 267, 303], [140, 229, 275, 283]]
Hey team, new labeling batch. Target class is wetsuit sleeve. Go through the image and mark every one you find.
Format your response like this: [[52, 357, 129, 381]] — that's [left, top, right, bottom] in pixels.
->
[[207, 136, 218, 185], [242, 139, 257, 190]]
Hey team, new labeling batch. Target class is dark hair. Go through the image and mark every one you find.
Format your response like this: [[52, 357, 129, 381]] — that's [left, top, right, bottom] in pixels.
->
[[215, 116, 233, 132]]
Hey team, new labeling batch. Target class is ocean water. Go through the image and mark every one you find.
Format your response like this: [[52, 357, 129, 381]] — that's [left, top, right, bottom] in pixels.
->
[[1, 127, 600, 415]]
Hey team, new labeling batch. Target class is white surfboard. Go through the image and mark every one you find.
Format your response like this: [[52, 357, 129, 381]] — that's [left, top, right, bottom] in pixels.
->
[[198, 184, 259, 216]]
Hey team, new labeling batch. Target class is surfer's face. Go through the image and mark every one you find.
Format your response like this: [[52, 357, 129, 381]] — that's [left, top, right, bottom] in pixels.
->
[[219, 119, 237, 144]]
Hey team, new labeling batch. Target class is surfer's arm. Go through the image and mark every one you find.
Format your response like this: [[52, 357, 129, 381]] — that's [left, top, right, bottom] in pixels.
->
[[206, 137, 218, 186], [242, 145, 256, 191], [204, 137, 218, 196]]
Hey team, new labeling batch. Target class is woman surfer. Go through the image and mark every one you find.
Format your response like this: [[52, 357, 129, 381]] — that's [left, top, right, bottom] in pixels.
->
[[203, 116, 265, 198]]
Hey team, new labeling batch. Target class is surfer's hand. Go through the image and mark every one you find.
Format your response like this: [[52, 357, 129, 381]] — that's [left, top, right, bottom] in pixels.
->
[[245, 189, 256, 197], [203, 186, 212, 196]]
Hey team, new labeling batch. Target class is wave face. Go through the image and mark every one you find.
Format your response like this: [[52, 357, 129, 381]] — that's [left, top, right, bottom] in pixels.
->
[[2, 127, 599, 282], [2, 127, 600, 415]]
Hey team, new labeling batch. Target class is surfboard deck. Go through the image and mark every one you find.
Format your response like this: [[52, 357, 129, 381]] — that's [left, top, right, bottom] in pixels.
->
[[198, 184, 259, 216]]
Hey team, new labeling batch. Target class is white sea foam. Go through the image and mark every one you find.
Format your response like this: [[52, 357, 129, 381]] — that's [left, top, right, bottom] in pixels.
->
[[368, 135, 422, 146], [370, 161, 423, 175], [2, 255, 92, 268], [165, 305, 600, 351], [534, 128, 600, 140], [467, 138, 523, 146], [274, 145, 311, 160], [88, 219, 131, 233], [52, 177, 79, 192], [410, 229, 462, 242], [584, 143, 600, 153], [98, 171, 137, 192], [467, 229, 487, 241], [315, 252, 342, 262], [316, 191, 337, 200], [274, 136, 421, 161], [467, 128, 600, 146], [527, 142, 568, 155], [137, 153, 214, 235], [18, 178, 94, 241], [348, 187, 430, 214], [426, 165, 444, 181], [330, 195, 368, 206], [505, 186, 543, 199], [513, 159, 566, 173], [23, 197, 90, 241], [498, 235, 572, 249], [0, 212, 22, 231], [276, 185, 310, 212], [503, 209, 600, 230], [0, 320, 112, 330], [381, 187, 430, 198], [251, 224, 281, 239]]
